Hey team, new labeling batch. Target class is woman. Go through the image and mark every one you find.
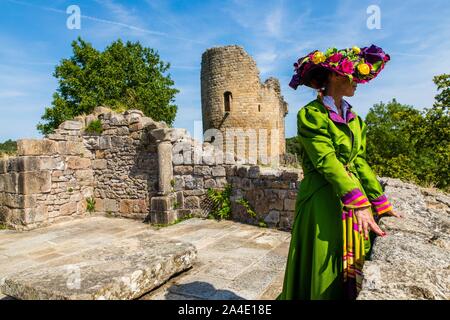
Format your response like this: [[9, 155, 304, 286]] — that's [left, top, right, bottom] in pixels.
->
[[277, 45, 402, 300]]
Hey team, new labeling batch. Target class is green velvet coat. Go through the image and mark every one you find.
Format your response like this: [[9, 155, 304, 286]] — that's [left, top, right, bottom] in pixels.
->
[[277, 96, 393, 300]]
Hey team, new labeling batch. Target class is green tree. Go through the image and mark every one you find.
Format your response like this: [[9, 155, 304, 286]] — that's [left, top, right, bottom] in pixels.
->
[[416, 74, 450, 190], [0, 139, 17, 156], [433, 74, 450, 109], [37, 37, 179, 135], [365, 74, 450, 191], [365, 98, 422, 181], [286, 136, 303, 156]]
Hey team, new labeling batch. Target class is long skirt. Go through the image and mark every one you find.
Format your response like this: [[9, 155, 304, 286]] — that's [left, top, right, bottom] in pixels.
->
[[276, 183, 371, 300]]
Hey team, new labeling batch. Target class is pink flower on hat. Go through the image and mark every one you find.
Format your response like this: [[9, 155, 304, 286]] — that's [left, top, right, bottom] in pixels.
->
[[328, 53, 343, 63], [338, 58, 354, 74]]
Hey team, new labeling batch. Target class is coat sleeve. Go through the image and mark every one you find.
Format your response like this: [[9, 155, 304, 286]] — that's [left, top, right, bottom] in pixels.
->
[[298, 106, 371, 210], [353, 117, 393, 215]]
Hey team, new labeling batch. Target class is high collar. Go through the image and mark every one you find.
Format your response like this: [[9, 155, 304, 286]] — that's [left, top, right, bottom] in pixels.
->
[[317, 93, 356, 124]]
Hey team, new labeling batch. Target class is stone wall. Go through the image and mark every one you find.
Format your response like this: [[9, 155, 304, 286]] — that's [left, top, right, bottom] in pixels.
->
[[0, 132, 93, 230], [84, 109, 162, 220], [0, 106, 301, 231], [150, 125, 302, 229], [0, 107, 167, 230]]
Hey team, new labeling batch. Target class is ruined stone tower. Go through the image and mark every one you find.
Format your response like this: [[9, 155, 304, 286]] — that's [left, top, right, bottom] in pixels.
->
[[201, 45, 288, 165]]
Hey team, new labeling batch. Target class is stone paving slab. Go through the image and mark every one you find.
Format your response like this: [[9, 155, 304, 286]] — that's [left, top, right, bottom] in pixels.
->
[[0, 215, 291, 300], [141, 219, 291, 300]]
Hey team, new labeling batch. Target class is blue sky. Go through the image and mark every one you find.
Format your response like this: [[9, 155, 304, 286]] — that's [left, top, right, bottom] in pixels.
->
[[1, 0, 449, 141]]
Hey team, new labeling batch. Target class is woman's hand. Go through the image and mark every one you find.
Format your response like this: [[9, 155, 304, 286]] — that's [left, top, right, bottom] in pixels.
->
[[354, 207, 386, 240], [382, 210, 403, 218]]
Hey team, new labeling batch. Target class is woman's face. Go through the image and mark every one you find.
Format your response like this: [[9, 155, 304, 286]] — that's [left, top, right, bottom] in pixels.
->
[[328, 73, 357, 97]]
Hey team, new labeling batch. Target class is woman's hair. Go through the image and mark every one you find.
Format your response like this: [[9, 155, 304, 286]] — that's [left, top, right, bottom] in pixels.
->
[[307, 68, 332, 92]]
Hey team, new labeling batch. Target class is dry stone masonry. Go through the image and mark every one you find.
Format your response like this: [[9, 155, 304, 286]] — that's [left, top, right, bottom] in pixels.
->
[[0, 106, 301, 230], [201, 45, 288, 164]]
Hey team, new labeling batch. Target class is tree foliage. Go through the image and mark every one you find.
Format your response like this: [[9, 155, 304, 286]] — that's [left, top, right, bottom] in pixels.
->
[[0, 139, 17, 157], [37, 37, 179, 135], [366, 74, 449, 191]]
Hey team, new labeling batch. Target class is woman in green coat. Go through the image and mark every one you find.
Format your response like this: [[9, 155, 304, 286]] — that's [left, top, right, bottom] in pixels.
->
[[277, 45, 402, 300]]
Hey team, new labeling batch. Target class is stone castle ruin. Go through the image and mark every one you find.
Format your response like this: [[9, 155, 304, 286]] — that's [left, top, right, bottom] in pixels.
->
[[0, 45, 299, 231], [201, 46, 288, 165], [0, 45, 449, 300]]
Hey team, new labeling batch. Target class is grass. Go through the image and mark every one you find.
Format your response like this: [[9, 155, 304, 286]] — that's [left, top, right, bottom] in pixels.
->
[[0, 223, 9, 230], [84, 119, 103, 135], [86, 197, 96, 213]]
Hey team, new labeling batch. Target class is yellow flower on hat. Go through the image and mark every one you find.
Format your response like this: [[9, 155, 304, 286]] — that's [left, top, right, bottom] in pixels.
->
[[357, 63, 371, 75], [312, 51, 326, 64], [352, 46, 361, 54]]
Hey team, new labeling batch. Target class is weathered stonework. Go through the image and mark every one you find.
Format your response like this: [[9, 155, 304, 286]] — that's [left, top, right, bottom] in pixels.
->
[[0, 135, 93, 230], [201, 45, 288, 165], [358, 178, 450, 300]]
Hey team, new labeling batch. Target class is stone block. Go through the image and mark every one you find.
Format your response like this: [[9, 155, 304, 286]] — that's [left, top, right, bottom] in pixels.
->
[[248, 166, 261, 178], [194, 165, 211, 176], [150, 209, 177, 225], [204, 179, 216, 189], [236, 166, 249, 178], [225, 165, 236, 176], [66, 157, 91, 170], [119, 199, 148, 215], [241, 178, 253, 190], [102, 199, 118, 213], [0, 173, 18, 193], [151, 196, 175, 212], [281, 170, 300, 181], [0, 159, 7, 173], [173, 165, 193, 175], [1, 235, 196, 300], [59, 202, 77, 216], [59, 120, 83, 131], [92, 159, 107, 170], [176, 191, 184, 208], [157, 141, 174, 195], [94, 198, 104, 212], [39, 157, 65, 171], [99, 136, 112, 150], [109, 113, 127, 126], [173, 176, 185, 191], [184, 175, 204, 190], [58, 141, 85, 155], [183, 190, 206, 196], [284, 198, 296, 211], [22, 205, 49, 224], [184, 196, 200, 209], [17, 171, 52, 194], [211, 166, 226, 177], [0, 193, 37, 209], [264, 210, 280, 227], [152, 127, 187, 142], [17, 139, 58, 156], [0, 205, 11, 223], [75, 170, 94, 182], [216, 177, 228, 188]]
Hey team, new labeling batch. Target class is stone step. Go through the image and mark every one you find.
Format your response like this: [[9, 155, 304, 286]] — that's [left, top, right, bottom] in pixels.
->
[[1, 232, 197, 300]]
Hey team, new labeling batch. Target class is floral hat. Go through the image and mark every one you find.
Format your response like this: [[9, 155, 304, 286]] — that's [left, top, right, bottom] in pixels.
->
[[289, 44, 390, 89]]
